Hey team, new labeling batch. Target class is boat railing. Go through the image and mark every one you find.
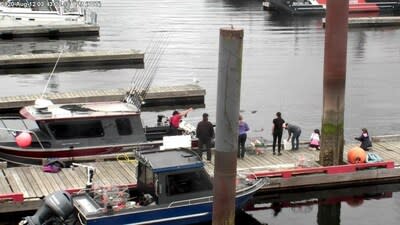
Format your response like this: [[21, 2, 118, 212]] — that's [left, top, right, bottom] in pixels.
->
[[168, 195, 213, 208], [235, 178, 268, 195], [167, 178, 267, 208], [0, 126, 46, 151]]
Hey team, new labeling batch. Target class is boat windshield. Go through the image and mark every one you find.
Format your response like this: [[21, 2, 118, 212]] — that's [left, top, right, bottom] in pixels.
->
[[166, 170, 212, 196]]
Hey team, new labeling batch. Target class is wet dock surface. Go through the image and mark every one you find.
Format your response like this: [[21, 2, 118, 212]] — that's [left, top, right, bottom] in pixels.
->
[[0, 136, 399, 213], [0, 23, 100, 39], [0, 84, 205, 112], [0, 50, 143, 73]]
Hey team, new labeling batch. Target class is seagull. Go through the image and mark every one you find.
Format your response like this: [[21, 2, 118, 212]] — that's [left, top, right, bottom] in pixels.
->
[[192, 77, 200, 84]]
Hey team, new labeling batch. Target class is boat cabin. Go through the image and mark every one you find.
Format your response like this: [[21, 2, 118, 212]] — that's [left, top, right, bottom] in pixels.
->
[[135, 149, 213, 204], [0, 101, 146, 149], [71, 149, 214, 219]]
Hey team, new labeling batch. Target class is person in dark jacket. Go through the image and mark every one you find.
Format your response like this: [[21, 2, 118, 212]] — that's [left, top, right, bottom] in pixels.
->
[[238, 114, 250, 159], [284, 122, 302, 150], [196, 113, 215, 161], [355, 128, 372, 151], [272, 112, 285, 155]]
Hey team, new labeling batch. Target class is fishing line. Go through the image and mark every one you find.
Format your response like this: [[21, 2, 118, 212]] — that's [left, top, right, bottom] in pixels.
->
[[41, 45, 65, 99]]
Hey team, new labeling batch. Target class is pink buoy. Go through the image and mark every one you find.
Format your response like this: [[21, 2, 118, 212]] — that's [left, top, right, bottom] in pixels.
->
[[16, 132, 32, 148]]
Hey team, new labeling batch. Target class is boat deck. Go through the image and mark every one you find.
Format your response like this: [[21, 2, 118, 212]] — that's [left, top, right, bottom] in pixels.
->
[[0, 136, 400, 213]]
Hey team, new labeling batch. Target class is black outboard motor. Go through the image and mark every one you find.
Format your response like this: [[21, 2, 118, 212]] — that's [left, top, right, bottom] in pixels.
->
[[20, 191, 74, 225], [157, 114, 168, 126]]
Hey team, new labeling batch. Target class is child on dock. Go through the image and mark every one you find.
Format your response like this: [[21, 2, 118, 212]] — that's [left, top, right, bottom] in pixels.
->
[[309, 129, 320, 150], [355, 128, 372, 151]]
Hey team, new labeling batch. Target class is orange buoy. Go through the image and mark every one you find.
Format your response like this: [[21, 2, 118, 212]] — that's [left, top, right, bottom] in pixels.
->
[[347, 147, 366, 164], [16, 132, 32, 148]]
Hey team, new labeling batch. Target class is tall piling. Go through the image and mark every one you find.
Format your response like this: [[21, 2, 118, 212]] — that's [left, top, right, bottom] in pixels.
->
[[320, 0, 349, 166], [212, 27, 244, 225]]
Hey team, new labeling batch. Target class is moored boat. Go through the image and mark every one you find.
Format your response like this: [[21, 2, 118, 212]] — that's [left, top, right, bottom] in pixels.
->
[[19, 148, 267, 225], [0, 98, 196, 165], [263, 0, 400, 16], [0, 0, 99, 24]]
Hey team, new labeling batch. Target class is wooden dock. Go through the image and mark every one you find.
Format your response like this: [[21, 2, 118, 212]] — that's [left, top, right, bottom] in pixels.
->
[[0, 50, 143, 73], [348, 16, 400, 28], [322, 16, 400, 28], [0, 84, 205, 113], [0, 135, 400, 213], [0, 24, 99, 39]]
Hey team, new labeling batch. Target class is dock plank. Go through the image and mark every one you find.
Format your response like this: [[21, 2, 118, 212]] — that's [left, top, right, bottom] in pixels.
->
[[95, 162, 118, 186], [29, 167, 51, 196], [5, 168, 30, 197], [40, 172, 62, 194], [116, 161, 137, 184], [48, 170, 68, 191], [62, 168, 84, 189], [103, 161, 130, 184], [91, 163, 110, 187], [19, 167, 42, 198], [0, 170, 12, 194]]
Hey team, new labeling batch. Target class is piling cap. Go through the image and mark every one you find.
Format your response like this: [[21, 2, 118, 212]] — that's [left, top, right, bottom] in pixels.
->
[[220, 27, 243, 39]]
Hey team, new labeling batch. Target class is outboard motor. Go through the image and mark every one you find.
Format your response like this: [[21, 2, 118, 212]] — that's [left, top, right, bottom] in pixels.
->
[[20, 191, 74, 225], [157, 114, 165, 126]]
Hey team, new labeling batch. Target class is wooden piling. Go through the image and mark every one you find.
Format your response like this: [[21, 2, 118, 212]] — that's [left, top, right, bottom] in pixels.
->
[[213, 27, 243, 225], [320, 0, 349, 166]]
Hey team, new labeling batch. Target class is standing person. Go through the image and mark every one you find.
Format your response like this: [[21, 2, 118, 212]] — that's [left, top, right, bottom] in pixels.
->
[[355, 128, 372, 151], [309, 129, 320, 150], [284, 122, 302, 150], [272, 112, 285, 156], [169, 107, 193, 135], [196, 113, 215, 161], [238, 114, 250, 159]]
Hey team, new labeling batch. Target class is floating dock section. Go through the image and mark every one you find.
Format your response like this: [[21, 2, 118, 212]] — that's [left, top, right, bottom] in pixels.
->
[[0, 50, 144, 73], [0, 24, 99, 39], [0, 84, 205, 113], [322, 16, 400, 28], [348, 16, 400, 27]]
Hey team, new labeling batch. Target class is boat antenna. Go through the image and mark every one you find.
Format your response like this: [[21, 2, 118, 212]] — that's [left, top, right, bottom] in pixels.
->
[[40, 46, 65, 99], [124, 33, 169, 110]]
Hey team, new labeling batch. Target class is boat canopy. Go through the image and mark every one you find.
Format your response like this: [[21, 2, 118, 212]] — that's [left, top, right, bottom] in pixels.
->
[[138, 149, 204, 173]]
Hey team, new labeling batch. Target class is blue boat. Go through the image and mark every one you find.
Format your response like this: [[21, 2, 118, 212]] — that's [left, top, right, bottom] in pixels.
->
[[20, 148, 267, 225]]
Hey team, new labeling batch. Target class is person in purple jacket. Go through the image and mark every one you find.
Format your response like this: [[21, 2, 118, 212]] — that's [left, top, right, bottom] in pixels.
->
[[238, 114, 250, 159]]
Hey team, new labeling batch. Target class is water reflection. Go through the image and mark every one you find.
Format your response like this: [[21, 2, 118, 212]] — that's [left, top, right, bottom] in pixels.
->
[[246, 183, 400, 225], [318, 203, 340, 225], [0, 36, 99, 56]]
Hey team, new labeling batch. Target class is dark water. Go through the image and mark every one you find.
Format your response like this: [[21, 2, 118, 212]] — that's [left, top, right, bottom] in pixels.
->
[[0, 0, 400, 224]]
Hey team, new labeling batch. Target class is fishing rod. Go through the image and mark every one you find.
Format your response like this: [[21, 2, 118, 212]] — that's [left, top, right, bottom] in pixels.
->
[[40, 46, 65, 99], [124, 33, 169, 110]]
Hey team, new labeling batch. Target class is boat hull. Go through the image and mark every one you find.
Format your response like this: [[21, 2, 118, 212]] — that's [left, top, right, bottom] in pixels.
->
[[84, 183, 260, 225]]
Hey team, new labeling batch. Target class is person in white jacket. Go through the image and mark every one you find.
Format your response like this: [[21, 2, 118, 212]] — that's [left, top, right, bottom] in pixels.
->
[[309, 129, 320, 150]]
